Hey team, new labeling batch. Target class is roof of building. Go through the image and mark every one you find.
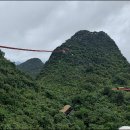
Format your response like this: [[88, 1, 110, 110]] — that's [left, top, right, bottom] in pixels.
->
[[112, 87, 130, 91], [119, 126, 130, 130], [59, 105, 71, 113]]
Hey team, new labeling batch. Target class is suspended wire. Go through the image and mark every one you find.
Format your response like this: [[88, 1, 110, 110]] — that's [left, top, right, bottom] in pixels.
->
[[0, 45, 64, 53]]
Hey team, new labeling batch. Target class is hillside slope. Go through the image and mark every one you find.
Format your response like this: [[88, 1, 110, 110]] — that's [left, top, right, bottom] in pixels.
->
[[0, 51, 55, 129], [17, 58, 44, 78], [37, 30, 130, 129]]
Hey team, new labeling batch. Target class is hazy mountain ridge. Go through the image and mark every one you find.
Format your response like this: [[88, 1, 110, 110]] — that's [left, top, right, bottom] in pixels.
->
[[17, 58, 44, 78]]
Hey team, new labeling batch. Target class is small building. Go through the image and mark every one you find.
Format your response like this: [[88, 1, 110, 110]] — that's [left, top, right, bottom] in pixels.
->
[[59, 105, 72, 115], [119, 126, 130, 130], [117, 87, 125, 90], [112, 88, 118, 90], [112, 87, 130, 92]]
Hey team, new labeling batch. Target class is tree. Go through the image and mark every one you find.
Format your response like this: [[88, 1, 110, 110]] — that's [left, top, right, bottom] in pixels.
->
[[103, 86, 112, 97]]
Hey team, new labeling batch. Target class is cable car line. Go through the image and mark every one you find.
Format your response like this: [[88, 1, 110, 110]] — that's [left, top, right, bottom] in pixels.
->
[[0, 45, 64, 53]]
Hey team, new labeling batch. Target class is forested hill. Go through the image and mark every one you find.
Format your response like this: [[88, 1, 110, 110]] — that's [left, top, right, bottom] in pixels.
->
[[0, 50, 40, 129], [38, 30, 130, 86], [17, 58, 44, 78], [1, 30, 130, 129], [36, 30, 130, 129]]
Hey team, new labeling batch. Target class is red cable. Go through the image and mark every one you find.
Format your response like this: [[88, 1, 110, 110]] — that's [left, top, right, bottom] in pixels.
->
[[0, 45, 63, 53]]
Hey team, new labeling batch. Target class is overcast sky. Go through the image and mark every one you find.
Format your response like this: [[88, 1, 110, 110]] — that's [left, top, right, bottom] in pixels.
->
[[0, 1, 130, 63]]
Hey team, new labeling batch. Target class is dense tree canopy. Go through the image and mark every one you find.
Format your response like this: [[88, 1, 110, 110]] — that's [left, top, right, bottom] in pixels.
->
[[38, 30, 130, 129], [1, 30, 130, 129], [17, 58, 44, 78]]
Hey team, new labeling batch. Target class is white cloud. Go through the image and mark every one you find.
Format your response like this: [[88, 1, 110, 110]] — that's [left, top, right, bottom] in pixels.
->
[[0, 1, 130, 63]]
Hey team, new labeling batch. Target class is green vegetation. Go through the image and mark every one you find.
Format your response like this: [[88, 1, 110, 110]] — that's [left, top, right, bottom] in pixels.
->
[[17, 58, 44, 78], [1, 30, 130, 129], [38, 31, 130, 129]]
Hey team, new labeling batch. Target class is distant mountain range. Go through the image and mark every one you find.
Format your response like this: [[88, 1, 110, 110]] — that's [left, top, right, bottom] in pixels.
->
[[17, 58, 44, 78]]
